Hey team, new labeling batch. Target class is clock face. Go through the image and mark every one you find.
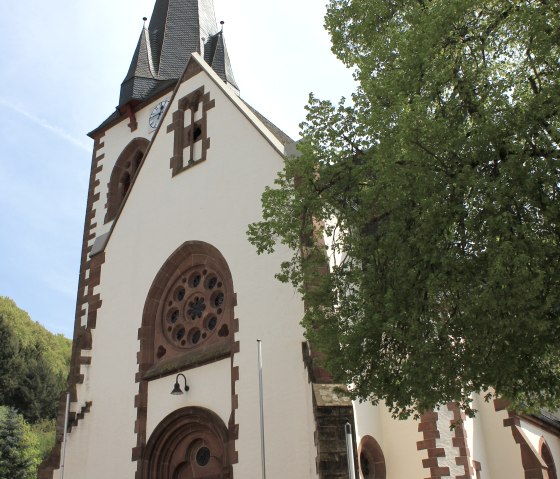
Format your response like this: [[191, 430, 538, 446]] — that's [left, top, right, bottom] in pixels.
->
[[149, 99, 169, 129]]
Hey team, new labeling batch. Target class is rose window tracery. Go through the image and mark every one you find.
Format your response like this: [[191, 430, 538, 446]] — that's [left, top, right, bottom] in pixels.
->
[[161, 266, 226, 349]]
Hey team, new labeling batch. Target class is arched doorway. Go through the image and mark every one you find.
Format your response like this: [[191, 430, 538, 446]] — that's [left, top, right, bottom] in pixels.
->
[[141, 407, 232, 479]]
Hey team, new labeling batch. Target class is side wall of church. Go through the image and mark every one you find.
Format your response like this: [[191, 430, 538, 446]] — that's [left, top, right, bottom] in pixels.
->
[[352, 393, 560, 479]]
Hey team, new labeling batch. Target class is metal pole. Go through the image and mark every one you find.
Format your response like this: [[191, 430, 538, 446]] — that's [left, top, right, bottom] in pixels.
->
[[345, 422, 356, 479], [60, 392, 70, 479], [257, 339, 267, 479]]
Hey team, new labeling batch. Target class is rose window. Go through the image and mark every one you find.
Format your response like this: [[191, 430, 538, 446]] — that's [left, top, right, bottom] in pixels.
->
[[162, 266, 226, 349]]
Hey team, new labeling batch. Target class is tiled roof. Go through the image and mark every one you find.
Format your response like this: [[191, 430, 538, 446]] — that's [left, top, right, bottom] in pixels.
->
[[242, 101, 294, 146], [119, 0, 237, 107], [538, 409, 560, 431], [205, 32, 237, 91]]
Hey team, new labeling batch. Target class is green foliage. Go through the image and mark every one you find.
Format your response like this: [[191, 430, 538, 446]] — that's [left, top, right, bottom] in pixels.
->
[[0, 406, 40, 479], [249, 0, 560, 417], [30, 419, 57, 462], [0, 298, 68, 476], [0, 297, 70, 422]]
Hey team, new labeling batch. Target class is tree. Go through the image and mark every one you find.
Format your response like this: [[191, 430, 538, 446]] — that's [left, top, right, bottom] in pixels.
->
[[0, 407, 39, 479], [248, 0, 560, 417], [0, 297, 71, 422]]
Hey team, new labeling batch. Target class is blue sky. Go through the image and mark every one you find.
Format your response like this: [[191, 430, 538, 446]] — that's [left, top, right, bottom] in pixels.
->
[[0, 0, 355, 337]]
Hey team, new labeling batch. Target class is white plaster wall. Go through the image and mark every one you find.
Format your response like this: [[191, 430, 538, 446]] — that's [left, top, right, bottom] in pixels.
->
[[90, 93, 171, 240], [474, 395, 524, 479], [354, 400, 382, 445], [465, 414, 474, 464], [64, 275, 140, 479], [373, 404, 425, 479], [146, 358, 231, 438], [466, 404, 490, 479], [520, 419, 543, 456], [54, 402, 93, 479], [63, 63, 316, 478]]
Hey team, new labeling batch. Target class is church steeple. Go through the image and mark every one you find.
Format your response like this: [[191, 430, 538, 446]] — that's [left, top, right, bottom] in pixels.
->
[[119, 0, 238, 107]]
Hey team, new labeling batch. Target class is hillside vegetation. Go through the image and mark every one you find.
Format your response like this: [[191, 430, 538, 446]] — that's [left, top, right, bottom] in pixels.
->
[[0, 297, 71, 477]]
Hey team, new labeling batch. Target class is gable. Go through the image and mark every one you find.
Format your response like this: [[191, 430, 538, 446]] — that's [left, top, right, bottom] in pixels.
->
[[95, 53, 292, 260]]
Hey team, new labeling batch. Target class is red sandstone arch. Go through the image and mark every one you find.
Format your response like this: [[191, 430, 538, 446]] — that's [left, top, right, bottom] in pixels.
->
[[105, 137, 149, 222], [358, 435, 386, 479], [541, 438, 558, 479], [140, 407, 232, 479]]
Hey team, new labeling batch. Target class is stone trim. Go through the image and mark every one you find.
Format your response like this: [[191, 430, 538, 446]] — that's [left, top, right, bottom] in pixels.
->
[[39, 134, 106, 479], [37, 394, 69, 479], [495, 400, 549, 478], [67, 401, 93, 433], [123, 103, 138, 132], [447, 402, 474, 479], [183, 54, 287, 157], [88, 87, 175, 139], [473, 460, 482, 479], [86, 252, 105, 330], [166, 86, 215, 176], [133, 241, 238, 477], [358, 435, 386, 479], [105, 137, 149, 223], [154, 259, 232, 359], [417, 411, 450, 479], [229, 359, 240, 465], [540, 437, 558, 479], [522, 414, 560, 437], [139, 407, 233, 479], [143, 342, 232, 380]]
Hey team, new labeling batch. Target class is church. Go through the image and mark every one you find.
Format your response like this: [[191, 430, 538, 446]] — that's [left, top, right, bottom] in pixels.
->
[[39, 0, 560, 478]]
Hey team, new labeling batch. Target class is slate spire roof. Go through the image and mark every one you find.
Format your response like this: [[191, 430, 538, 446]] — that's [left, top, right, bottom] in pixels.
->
[[119, 0, 238, 107]]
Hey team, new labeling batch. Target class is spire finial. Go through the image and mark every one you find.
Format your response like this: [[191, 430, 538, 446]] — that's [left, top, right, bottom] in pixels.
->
[[220, 20, 224, 33], [143, 17, 148, 28]]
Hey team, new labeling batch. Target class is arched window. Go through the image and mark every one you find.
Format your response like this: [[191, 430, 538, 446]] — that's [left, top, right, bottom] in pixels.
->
[[138, 241, 235, 373], [151, 242, 234, 366], [541, 439, 558, 479], [105, 137, 149, 223], [358, 435, 386, 479]]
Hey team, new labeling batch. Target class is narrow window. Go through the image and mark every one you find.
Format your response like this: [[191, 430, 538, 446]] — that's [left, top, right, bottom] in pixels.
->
[[105, 138, 149, 223]]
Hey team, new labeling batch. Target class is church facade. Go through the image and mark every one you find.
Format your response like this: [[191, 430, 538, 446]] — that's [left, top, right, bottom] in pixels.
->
[[39, 1, 560, 478]]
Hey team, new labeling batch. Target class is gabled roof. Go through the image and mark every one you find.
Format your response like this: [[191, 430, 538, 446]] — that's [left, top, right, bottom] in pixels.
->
[[242, 101, 294, 147], [537, 410, 560, 432], [119, 0, 238, 107]]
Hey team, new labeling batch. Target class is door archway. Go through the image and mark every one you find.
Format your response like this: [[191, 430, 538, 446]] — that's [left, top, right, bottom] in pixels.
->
[[140, 407, 232, 479]]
